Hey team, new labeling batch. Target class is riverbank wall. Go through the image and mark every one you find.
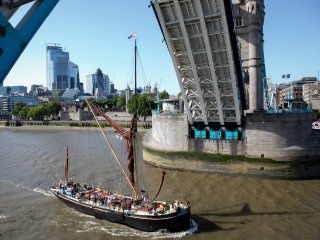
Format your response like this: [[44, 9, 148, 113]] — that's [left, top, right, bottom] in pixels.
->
[[142, 112, 320, 178], [0, 119, 151, 129]]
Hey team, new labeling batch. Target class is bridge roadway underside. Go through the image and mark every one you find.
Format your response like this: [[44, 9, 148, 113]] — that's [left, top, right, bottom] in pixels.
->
[[152, 0, 247, 128]]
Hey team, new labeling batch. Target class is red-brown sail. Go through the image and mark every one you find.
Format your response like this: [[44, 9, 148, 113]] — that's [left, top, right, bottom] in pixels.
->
[[88, 102, 130, 141], [127, 113, 137, 186], [64, 145, 69, 182], [88, 101, 137, 187]]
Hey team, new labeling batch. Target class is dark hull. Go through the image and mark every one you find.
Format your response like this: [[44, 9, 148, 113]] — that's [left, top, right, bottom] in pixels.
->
[[51, 189, 191, 232]]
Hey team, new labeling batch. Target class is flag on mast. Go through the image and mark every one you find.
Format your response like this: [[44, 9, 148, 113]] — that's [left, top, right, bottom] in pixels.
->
[[128, 32, 137, 39], [282, 74, 291, 79]]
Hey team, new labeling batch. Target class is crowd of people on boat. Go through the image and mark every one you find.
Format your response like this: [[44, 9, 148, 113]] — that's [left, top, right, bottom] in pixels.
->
[[57, 180, 189, 215]]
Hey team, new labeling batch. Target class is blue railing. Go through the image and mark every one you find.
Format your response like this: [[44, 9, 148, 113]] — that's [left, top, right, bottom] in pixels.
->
[[195, 130, 206, 139], [209, 129, 222, 140], [225, 130, 238, 140], [264, 109, 313, 113]]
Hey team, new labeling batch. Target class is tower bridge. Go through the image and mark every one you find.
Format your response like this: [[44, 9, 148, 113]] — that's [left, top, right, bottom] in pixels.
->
[[0, 0, 265, 139], [1, 0, 259, 124], [1, 0, 320, 176], [152, 0, 247, 127]]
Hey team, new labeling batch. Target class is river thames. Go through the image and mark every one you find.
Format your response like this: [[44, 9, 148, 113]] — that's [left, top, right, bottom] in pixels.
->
[[0, 127, 320, 240]]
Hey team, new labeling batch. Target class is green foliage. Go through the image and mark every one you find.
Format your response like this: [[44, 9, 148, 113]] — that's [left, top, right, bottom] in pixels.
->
[[128, 93, 155, 120], [12, 101, 62, 120], [12, 102, 26, 116], [116, 95, 126, 108], [105, 99, 114, 110], [30, 105, 47, 120], [138, 93, 156, 120], [82, 97, 125, 111], [143, 146, 281, 164], [20, 106, 30, 119], [127, 94, 138, 114], [159, 90, 169, 99], [45, 101, 61, 116]]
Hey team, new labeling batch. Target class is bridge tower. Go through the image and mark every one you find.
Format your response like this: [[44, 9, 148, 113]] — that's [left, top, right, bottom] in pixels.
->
[[233, 0, 265, 111]]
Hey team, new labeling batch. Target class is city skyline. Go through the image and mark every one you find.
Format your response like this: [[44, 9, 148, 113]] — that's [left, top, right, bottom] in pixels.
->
[[3, 0, 320, 95]]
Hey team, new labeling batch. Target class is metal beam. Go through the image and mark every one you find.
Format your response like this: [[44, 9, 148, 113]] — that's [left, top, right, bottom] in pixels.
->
[[0, 0, 60, 86], [152, 0, 245, 125], [194, 0, 224, 125], [218, 0, 241, 125], [9, 0, 35, 9], [173, 0, 208, 125], [153, 1, 194, 124]]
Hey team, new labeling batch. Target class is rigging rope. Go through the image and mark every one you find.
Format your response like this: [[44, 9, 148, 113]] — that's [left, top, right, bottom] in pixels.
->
[[86, 99, 138, 196], [136, 46, 187, 198], [87, 126, 95, 186]]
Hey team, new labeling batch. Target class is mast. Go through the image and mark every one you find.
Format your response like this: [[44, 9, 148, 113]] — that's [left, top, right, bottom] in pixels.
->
[[134, 38, 137, 116], [133, 37, 138, 190], [128, 32, 138, 193], [86, 99, 138, 196], [64, 145, 69, 183]]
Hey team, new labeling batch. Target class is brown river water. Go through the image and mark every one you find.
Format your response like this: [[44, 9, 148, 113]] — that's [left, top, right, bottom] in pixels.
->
[[0, 127, 319, 240]]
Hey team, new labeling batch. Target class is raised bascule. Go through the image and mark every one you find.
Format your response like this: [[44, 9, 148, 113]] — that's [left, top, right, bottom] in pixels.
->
[[1, 0, 320, 177], [152, 0, 247, 128], [146, 0, 320, 178]]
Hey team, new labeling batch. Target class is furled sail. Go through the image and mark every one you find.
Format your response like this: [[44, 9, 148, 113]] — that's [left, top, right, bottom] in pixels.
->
[[64, 145, 69, 182], [88, 102, 137, 187]]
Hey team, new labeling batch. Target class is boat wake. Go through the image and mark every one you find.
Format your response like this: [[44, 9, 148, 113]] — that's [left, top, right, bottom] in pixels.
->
[[75, 219, 198, 239], [33, 188, 54, 197], [0, 179, 54, 197], [0, 215, 8, 220]]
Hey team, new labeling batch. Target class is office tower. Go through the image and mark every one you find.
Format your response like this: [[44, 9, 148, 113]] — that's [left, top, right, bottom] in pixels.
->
[[46, 44, 80, 91], [86, 68, 110, 98]]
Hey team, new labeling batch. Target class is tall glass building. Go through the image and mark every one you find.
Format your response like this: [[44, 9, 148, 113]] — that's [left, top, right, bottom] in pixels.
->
[[46, 44, 80, 91], [86, 68, 110, 98]]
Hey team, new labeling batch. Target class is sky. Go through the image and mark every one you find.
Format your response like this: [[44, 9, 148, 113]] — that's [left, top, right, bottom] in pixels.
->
[[3, 0, 320, 95]]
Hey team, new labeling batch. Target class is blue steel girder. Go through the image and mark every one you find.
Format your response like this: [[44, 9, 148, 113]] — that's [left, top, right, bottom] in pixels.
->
[[0, 0, 60, 86]]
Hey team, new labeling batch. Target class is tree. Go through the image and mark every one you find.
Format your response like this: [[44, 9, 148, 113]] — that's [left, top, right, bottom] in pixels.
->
[[27, 107, 35, 120], [105, 99, 114, 110], [45, 101, 61, 117], [128, 93, 156, 120], [138, 93, 155, 121], [159, 90, 169, 99], [127, 94, 138, 114], [27, 105, 47, 120], [116, 95, 126, 110], [12, 102, 26, 117], [34, 105, 47, 120], [20, 106, 30, 119]]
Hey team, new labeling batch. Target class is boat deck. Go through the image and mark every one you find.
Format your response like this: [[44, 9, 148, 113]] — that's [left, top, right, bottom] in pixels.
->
[[51, 182, 188, 217]]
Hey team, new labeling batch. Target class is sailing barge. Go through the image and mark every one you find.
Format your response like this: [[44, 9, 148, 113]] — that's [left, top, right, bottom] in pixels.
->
[[51, 182, 191, 232], [50, 100, 191, 232], [51, 39, 191, 232]]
